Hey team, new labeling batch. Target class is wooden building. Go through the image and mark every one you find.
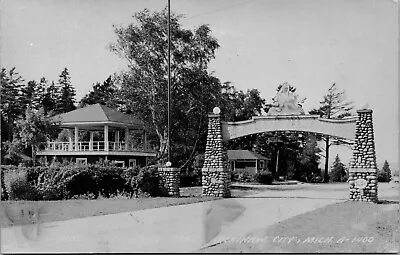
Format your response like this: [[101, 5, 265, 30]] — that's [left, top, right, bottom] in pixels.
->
[[37, 104, 156, 167]]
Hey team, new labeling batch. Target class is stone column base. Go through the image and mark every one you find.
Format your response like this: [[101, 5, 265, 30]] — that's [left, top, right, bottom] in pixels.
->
[[348, 168, 378, 203], [158, 167, 180, 197], [202, 168, 231, 198]]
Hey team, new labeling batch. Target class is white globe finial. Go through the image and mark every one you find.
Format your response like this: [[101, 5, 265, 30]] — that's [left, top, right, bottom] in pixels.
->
[[213, 107, 221, 115], [165, 161, 172, 167]]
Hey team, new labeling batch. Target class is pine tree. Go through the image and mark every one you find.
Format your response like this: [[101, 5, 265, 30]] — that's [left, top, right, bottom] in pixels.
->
[[55, 68, 76, 114], [42, 80, 59, 115], [330, 154, 347, 182], [0, 67, 25, 142], [378, 160, 391, 182], [310, 83, 353, 182]]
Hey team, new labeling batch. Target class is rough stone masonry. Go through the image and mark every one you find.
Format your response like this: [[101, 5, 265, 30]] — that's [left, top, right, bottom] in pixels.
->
[[348, 109, 378, 203], [202, 112, 231, 197], [158, 167, 180, 197]]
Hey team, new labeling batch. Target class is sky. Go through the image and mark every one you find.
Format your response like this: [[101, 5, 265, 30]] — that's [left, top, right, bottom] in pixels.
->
[[1, 0, 398, 167]]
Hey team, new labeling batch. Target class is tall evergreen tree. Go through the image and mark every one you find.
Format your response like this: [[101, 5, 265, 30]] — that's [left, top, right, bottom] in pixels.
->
[[0, 67, 25, 142], [42, 80, 59, 115], [378, 160, 392, 182], [55, 68, 76, 114], [310, 83, 353, 182], [296, 134, 322, 182], [330, 154, 347, 182], [20, 80, 44, 112]]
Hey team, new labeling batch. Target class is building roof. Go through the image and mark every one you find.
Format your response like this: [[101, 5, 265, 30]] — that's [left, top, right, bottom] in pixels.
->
[[227, 150, 270, 160], [53, 104, 144, 129]]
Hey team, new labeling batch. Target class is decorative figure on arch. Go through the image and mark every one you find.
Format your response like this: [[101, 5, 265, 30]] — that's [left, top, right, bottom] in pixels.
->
[[266, 82, 306, 115]]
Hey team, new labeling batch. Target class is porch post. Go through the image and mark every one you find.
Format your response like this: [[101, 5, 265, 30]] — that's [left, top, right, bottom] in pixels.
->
[[255, 159, 258, 174], [115, 130, 120, 150], [74, 126, 79, 151], [68, 129, 73, 151], [125, 128, 130, 151], [104, 125, 109, 152], [89, 131, 94, 151]]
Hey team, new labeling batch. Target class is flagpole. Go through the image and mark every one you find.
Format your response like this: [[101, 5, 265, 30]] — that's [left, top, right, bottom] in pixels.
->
[[167, 0, 171, 165]]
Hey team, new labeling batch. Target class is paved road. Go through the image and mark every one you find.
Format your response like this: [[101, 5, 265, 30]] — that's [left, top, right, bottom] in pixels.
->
[[1, 182, 397, 253]]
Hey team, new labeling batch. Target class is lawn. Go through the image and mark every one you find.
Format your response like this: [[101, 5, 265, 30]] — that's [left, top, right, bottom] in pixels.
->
[[0, 185, 259, 228], [199, 196, 400, 253]]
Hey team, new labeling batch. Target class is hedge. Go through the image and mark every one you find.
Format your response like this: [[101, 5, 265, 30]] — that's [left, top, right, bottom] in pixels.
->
[[0, 163, 164, 201]]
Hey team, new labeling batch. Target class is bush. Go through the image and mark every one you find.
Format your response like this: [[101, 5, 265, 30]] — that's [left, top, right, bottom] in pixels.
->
[[3, 166, 40, 200], [1, 163, 170, 200], [91, 165, 126, 198], [255, 171, 273, 184], [180, 170, 201, 187], [128, 165, 164, 197], [236, 171, 255, 183], [34, 166, 68, 200]]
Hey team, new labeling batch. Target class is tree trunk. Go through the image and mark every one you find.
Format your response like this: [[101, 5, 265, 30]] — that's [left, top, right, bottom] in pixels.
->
[[324, 136, 330, 182]]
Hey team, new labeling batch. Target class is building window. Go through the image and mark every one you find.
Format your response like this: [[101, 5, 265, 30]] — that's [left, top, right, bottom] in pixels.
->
[[76, 158, 87, 164], [259, 160, 264, 169], [114, 160, 125, 167], [129, 159, 137, 168]]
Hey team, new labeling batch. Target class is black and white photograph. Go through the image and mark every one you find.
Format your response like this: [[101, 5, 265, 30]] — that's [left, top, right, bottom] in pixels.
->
[[0, 0, 398, 253]]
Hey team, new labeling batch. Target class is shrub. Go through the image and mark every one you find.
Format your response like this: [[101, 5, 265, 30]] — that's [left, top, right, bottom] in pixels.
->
[[236, 171, 254, 183], [180, 170, 202, 187], [3, 166, 39, 200], [128, 165, 163, 197], [255, 171, 273, 184], [34, 166, 69, 200], [91, 165, 126, 198], [62, 165, 99, 199]]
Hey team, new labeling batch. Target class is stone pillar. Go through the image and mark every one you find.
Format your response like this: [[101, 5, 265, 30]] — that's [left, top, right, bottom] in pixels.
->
[[202, 109, 231, 197], [158, 167, 180, 197], [348, 109, 378, 203]]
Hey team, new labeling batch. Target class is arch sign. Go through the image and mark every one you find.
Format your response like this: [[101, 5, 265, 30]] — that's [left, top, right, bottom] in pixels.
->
[[201, 85, 378, 203]]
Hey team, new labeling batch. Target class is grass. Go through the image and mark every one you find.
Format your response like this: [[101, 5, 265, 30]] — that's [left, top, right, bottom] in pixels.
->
[[200, 196, 400, 253], [0, 185, 259, 228]]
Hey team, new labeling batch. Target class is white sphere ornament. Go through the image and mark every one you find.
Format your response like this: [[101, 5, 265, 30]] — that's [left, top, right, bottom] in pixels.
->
[[166, 161, 172, 167], [213, 107, 221, 115]]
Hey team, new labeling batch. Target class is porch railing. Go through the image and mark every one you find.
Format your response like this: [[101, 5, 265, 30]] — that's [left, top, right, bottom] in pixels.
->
[[43, 141, 155, 152]]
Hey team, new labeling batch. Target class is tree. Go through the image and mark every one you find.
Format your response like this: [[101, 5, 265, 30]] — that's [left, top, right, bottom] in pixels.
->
[[55, 68, 76, 114], [109, 8, 221, 163], [378, 160, 391, 182], [310, 83, 353, 182], [79, 75, 121, 108], [20, 80, 46, 112], [0, 68, 25, 142], [42, 80, 59, 115], [296, 134, 322, 182], [330, 154, 347, 182], [8, 107, 59, 165]]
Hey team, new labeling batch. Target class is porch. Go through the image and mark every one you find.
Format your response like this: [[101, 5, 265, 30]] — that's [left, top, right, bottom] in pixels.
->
[[37, 104, 157, 158]]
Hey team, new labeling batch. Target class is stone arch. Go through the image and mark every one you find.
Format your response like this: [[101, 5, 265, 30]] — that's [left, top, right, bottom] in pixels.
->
[[201, 109, 378, 203]]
